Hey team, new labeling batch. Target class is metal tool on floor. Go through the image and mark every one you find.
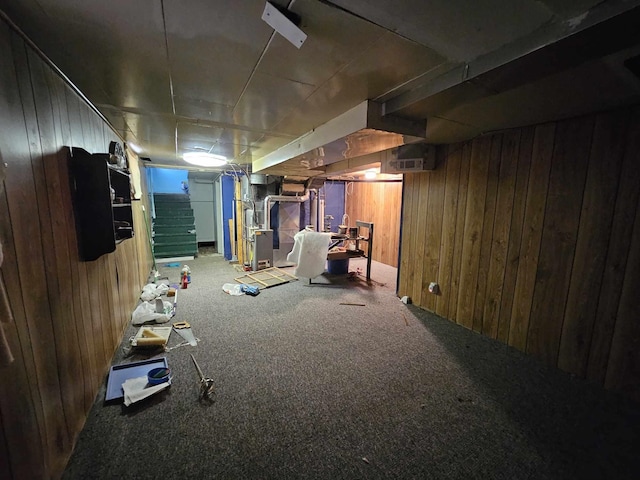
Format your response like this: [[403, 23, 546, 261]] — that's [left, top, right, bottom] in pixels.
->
[[171, 289, 178, 317], [172, 321, 197, 346], [190, 354, 215, 402]]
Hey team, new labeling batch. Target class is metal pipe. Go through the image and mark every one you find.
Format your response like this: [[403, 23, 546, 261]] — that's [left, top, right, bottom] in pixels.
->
[[309, 189, 318, 231], [264, 193, 309, 230]]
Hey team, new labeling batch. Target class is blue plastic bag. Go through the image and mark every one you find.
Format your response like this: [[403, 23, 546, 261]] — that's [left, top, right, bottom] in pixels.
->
[[240, 284, 260, 296]]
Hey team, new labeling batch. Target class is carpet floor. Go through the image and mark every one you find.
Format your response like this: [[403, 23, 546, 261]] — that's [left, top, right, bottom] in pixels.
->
[[62, 253, 640, 479]]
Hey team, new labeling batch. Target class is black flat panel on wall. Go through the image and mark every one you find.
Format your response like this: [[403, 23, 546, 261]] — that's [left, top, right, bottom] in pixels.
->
[[68, 147, 116, 261]]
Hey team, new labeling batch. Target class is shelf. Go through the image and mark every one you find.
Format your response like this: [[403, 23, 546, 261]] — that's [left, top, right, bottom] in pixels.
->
[[69, 147, 134, 261]]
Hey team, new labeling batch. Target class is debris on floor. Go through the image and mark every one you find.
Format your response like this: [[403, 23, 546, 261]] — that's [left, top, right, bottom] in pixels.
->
[[190, 354, 215, 403], [241, 284, 260, 296], [122, 375, 170, 406], [140, 282, 169, 301], [233, 266, 297, 289], [105, 357, 171, 404], [222, 283, 244, 295], [173, 321, 198, 346], [131, 326, 172, 348], [131, 300, 173, 325]]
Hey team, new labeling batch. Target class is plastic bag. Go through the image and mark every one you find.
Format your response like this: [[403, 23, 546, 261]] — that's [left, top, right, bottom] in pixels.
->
[[241, 284, 260, 296], [131, 301, 172, 325], [222, 283, 244, 296], [140, 283, 169, 301]]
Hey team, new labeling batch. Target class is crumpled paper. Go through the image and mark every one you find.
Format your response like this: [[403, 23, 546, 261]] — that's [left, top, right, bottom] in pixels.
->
[[122, 376, 170, 406]]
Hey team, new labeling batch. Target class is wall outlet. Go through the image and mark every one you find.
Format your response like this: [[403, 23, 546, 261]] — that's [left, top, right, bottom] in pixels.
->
[[428, 282, 439, 294]]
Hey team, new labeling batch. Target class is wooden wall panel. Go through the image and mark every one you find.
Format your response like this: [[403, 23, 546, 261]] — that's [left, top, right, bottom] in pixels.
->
[[605, 192, 640, 395], [64, 90, 102, 409], [345, 181, 402, 268], [587, 107, 640, 384], [526, 116, 594, 365], [0, 187, 43, 480], [435, 145, 460, 317], [0, 22, 152, 480], [30, 48, 88, 447], [456, 136, 492, 329], [496, 127, 533, 344], [483, 130, 519, 338], [56, 148, 97, 413], [421, 149, 445, 311], [447, 143, 471, 322], [398, 176, 415, 297], [1, 37, 45, 479], [508, 123, 555, 351], [558, 111, 628, 376], [10, 31, 70, 475], [397, 107, 640, 402], [402, 174, 421, 297], [412, 173, 429, 303], [50, 75, 101, 414], [472, 135, 502, 332]]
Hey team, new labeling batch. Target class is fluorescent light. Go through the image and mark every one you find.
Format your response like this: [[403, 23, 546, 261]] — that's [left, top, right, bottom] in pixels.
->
[[127, 142, 142, 154], [183, 152, 228, 167]]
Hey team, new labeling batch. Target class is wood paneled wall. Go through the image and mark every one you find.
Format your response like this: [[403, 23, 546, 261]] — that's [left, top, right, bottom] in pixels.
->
[[0, 21, 152, 479], [345, 181, 402, 267], [398, 107, 640, 401]]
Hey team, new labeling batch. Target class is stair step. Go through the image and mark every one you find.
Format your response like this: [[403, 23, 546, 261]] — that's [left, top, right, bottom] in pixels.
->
[[155, 206, 194, 215], [151, 194, 196, 258], [154, 216, 195, 226], [154, 232, 196, 243], [154, 243, 198, 257], [154, 193, 191, 203], [154, 225, 196, 235]]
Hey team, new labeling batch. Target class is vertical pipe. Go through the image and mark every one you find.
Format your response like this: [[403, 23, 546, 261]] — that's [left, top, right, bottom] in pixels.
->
[[309, 189, 317, 230], [234, 179, 244, 264]]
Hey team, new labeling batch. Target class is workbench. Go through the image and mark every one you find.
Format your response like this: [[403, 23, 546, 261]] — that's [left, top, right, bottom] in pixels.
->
[[326, 220, 374, 281]]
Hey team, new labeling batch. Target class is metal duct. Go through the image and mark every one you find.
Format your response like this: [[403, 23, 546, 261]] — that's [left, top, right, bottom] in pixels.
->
[[264, 193, 309, 230]]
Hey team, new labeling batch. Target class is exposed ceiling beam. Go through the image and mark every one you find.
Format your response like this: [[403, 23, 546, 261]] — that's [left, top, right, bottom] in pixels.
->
[[384, 0, 640, 116], [252, 100, 426, 173], [324, 149, 383, 175]]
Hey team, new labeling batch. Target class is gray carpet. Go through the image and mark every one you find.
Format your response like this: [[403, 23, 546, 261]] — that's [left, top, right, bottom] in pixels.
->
[[62, 253, 640, 479]]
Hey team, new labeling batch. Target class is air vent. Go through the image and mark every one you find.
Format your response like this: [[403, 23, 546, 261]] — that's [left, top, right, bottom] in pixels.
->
[[380, 144, 437, 173]]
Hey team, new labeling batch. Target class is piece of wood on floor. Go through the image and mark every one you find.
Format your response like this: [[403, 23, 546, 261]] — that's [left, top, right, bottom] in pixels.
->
[[234, 267, 298, 289]]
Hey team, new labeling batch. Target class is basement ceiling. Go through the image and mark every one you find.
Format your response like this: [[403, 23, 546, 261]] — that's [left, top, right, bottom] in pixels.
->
[[1, 0, 640, 177]]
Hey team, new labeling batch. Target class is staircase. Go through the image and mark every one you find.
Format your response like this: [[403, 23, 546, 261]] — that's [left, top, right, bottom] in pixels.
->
[[152, 193, 198, 259]]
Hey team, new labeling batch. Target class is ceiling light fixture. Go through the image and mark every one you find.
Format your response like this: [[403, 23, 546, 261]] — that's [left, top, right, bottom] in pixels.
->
[[183, 152, 228, 167], [364, 169, 377, 180], [127, 142, 143, 154]]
